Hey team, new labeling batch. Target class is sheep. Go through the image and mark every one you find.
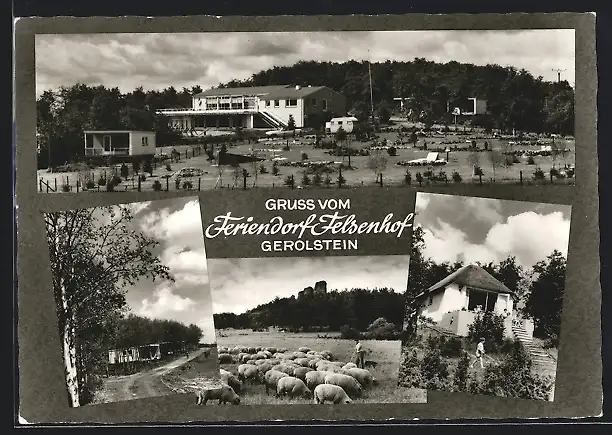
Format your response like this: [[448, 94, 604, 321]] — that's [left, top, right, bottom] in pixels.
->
[[330, 361, 345, 367], [313, 384, 352, 404], [254, 359, 270, 366], [320, 350, 333, 360], [308, 358, 322, 369], [306, 350, 317, 356], [218, 347, 228, 354], [196, 385, 240, 405], [229, 347, 241, 355], [220, 369, 242, 394], [295, 357, 311, 367], [264, 347, 278, 353], [262, 350, 273, 358], [293, 351, 307, 359], [347, 368, 379, 388], [273, 353, 285, 359], [292, 366, 315, 382], [264, 370, 289, 395], [276, 376, 312, 399], [305, 370, 329, 390], [281, 354, 296, 361], [218, 353, 234, 364], [237, 364, 260, 385], [342, 363, 358, 371], [275, 364, 296, 376], [278, 348, 289, 353], [324, 373, 363, 398], [238, 352, 249, 362], [247, 347, 257, 354], [298, 347, 312, 353]]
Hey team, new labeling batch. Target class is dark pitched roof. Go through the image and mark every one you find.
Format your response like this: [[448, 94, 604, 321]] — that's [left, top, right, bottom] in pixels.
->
[[416, 264, 514, 299], [195, 84, 330, 99]]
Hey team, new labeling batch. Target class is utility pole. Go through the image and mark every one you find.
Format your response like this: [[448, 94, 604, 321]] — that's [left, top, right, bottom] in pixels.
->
[[368, 61, 375, 125]]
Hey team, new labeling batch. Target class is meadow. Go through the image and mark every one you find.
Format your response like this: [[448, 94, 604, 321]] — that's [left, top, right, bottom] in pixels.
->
[[37, 128, 575, 193]]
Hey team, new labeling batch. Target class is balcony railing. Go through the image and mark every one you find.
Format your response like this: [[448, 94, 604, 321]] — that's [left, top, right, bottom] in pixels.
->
[[85, 148, 129, 156]]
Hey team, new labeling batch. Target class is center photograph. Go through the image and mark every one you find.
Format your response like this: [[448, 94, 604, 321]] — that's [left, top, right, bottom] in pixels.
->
[[206, 255, 427, 405]]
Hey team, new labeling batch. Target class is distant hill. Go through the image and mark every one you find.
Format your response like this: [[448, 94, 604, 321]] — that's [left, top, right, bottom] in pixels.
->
[[219, 59, 574, 135], [213, 281, 405, 332]]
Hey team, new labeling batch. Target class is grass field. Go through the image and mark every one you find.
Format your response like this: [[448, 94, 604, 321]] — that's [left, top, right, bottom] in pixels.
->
[[208, 329, 426, 405], [160, 346, 224, 395], [37, 130, 575, 193]]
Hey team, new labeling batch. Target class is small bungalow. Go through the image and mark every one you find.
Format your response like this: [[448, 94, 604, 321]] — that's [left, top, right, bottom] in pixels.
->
[[416, 264, 534, 339], [84, 130, 156, 161], [325, 116, 358, 134]]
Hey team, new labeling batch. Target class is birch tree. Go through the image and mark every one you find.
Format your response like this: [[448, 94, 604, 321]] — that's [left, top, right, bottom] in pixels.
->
[[44, 205, 172, 407]]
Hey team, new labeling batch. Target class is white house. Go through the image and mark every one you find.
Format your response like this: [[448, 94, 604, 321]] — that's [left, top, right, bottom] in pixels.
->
[[416, 264, 534, 339], [325, 116, 359, 134], [157, 84, 346, 131], [84, 130, 156, 159]]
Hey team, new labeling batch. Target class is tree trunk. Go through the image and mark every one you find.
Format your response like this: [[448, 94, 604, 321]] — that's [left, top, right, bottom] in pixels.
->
[[62, 315, 80, 407]]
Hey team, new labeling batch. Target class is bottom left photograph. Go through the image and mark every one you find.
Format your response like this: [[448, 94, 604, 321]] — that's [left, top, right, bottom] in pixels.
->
[[43, 196, 221, 408]]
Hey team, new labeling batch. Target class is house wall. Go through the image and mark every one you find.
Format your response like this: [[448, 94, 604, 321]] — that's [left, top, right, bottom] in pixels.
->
[[304, 87, 346, 117], [257, 97, 304, 127], [418, 283, 468, 322], [130, 132, 156, 156]]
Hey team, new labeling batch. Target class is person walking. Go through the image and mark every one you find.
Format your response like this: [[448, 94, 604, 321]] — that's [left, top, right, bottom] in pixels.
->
[[470, 337, 486, 369], [355, 339, 365, 369]]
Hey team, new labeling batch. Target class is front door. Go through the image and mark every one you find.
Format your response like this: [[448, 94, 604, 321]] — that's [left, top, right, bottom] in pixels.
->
[[103, 135, 112, 152]]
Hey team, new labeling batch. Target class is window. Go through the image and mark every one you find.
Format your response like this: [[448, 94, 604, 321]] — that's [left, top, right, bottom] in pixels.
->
[[467, 288, 497, 312], [219, 102, 230, 110], [103, 135, 111, 152], [322, 99, 328, 110], [338, 121, 343, 125], [266, 100, 270, 107], [286, 99, 297, 107], [141, 136, 149, 146], [311, 98, 317, 106], [274, 100, 280, 107], [428, 296, 433, 306]]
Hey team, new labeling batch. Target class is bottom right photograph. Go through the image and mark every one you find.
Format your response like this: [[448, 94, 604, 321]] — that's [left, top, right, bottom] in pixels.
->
[[398, 192, 572, 402]]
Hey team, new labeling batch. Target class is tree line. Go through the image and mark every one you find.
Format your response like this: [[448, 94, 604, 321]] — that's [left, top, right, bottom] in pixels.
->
[[214, 287, 406, 333], [221, 59, 574, 135], [403, 226, 567, 346], [44, 204, 191, 407]]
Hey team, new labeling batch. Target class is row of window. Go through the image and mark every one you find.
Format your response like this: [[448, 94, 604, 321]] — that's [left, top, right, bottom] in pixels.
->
[[195, 97, 329, 110], [86, 135, 149, 150]]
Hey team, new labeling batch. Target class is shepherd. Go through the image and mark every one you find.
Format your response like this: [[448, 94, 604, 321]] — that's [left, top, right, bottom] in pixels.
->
[[354, 339, 365, 369], [470, 337, 486, 369]]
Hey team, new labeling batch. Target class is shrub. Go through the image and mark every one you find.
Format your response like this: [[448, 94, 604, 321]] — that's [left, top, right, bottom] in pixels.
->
[[166, 164, 172, 171], [473, 166, 484, 176], [550, 167, 559, 177], [527, 155, 536, 165], [324, 174, 332, 186], [106, 181, 115, 192], [259, 164, 268, 174], [272, 163, 280, 176], [403, 170, 412, 185], [284, 175, 295, 188], [467, 311, 506, 352], [423, 170, 433, 179], [301, 152, 309, 160], [512, 155, 520, 163], [120, 163, 129, 179], [282, 144, 290, 151], [436, 170, 448, 182], [97, 177, 107, 186], [301, 173, 311, 186], [420, 346, 450, 390], [339, 325, 362, 340], [398, 347, 423, 388], [132, 160, 141, 174], [415, 172, 424, 185], [152, 180, 163, 191], [387, 146, 397, 156], [312, 172, 323, 186], [139, 174, 147, 182], [533, 167, 546, 180], [453, 351, 471, 392], [337, 172, 346, 187], [61, 183, 71, 192], [110, 175, 122, 186], [442, 336, 464, 358], [452, 170, 462, 183], [143, 160, 153, 175], [182, 181, 193, 190], [85, 180, 95, 189]]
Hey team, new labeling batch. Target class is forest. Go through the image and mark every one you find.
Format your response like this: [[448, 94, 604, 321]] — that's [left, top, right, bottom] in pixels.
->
[[37, 59, 574, 168]]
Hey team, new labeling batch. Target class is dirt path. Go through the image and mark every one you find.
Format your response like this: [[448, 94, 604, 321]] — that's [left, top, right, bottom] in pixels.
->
[[93, 349, 206, 404]]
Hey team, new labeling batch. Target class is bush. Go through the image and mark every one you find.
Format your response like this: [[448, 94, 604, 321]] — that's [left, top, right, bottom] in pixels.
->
[[527, 155, 535, 165], [85, 180, 95, 190], [312, 172, 323, 186], [139, 174, 147, 182], [259, 164, 268, 174], [301, 152, 309, 160], [324, 174, 332, 186], [182, 181, 193, 190], [452, 170, 462, 183], [166, 164, 172, 171], [97, 177, 107, 186], [120, 163, 129, 179], [415, 172, 424, 185], [143, 160, 153, 175], [339, 325, 362, 340], [387, 146, 397, 156], [533, 167, 546, 180], [301, 173, 311, 186], [453, 351, 471, 392], [473, 166, 484, 176], [110, 175, 122, 186], [337, 172, 346, 187], [61, 183, 71, 192], [282, 144, 290, 151], [284, 175, 295, 188], [420, 346, 450, 390], [106, 181, 115, 192], [398, 347, 423, 388], [152, 180, 163, 191], [403, 170, 412, 185], [272, 163, 280, 176], [550, 167, 559, 177], [467, 311, 506, 352]]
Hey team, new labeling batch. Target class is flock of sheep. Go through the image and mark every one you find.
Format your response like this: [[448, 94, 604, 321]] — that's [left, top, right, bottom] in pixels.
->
[[196, 345, 379, 405]]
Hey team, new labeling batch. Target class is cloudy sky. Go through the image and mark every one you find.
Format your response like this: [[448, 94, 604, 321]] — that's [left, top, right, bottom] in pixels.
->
[[207, 255, 410, 315], [414, 193, 572, 269], [35, 30, 575, 97], [98, 196, 217, 344]]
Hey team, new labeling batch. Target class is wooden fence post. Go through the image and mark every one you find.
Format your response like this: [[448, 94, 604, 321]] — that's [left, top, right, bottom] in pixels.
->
[[520, 170, 523, 185], [198, 178, 201, 191], [138, 176, 141, 192], [54, 178, 57, 191], [166, 176, 169, 191]]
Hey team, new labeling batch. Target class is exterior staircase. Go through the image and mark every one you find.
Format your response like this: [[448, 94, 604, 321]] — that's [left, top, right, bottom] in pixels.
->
[[512, 323, 557, 401], [259, 111, 287, 129]]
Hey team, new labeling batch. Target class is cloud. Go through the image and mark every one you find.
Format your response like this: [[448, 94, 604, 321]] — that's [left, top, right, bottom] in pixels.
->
[[137, 285, 196, 319], [35, 30, 575, 96]]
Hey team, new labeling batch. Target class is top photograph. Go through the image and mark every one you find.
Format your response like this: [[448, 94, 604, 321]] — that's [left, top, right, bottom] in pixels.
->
[[35, 29, 575, 194]]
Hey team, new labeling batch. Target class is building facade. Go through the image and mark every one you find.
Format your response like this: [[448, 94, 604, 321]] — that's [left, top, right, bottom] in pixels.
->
[[157, 85, 346, 131], [84, 130, 156, 158]]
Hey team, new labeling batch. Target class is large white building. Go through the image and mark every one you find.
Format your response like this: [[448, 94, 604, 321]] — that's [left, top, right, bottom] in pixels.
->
[[157, 84, 346, 131]]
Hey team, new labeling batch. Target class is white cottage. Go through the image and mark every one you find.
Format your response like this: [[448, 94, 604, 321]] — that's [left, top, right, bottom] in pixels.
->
[[416, 264, 534, 339]]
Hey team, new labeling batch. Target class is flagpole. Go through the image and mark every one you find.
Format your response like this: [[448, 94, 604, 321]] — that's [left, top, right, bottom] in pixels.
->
[[368, 61, 375, 124]]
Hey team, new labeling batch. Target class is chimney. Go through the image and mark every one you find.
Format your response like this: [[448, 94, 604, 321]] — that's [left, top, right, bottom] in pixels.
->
[[295, 85, 301, 90]]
